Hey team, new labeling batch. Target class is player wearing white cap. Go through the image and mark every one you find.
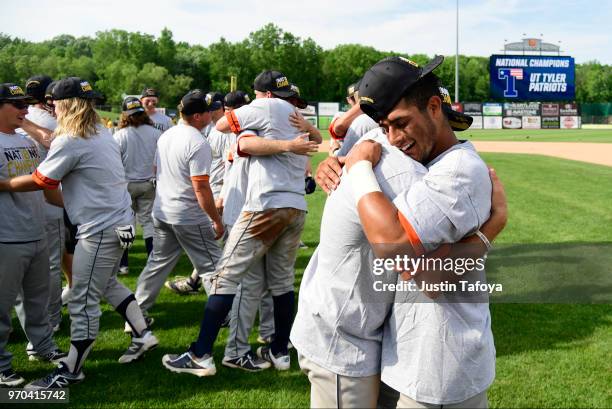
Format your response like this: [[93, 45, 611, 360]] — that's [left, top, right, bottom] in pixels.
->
[[0, 77, 159, 389]]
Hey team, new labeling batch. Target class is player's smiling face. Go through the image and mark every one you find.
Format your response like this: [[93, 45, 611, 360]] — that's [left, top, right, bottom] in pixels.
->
[[141, 96, 158, 113], [0, 101, 29, 132], [381, 98, 438, 164]]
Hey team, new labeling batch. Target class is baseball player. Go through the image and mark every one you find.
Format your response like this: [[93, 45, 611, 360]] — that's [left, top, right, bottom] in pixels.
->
[[331, 81, 379, 157], [161, 70, 320, 376], [141, 88, 173, 132], [133, 90, 224, 320], [221, 89, 318, 371], [12, 76, 64, 335], [0, 83, 66, 387], [0, 77, 159, 389], [113, 97, 162, 275], [328, 81, 358, 155], [303, 56, 507, 408]]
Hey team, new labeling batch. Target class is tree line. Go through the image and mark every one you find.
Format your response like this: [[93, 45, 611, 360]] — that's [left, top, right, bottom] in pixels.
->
[[1, 24, 610, 109]]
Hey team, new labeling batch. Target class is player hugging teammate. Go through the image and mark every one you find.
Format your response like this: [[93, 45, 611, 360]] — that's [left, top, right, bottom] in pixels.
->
[[0, 57, 510, 408]]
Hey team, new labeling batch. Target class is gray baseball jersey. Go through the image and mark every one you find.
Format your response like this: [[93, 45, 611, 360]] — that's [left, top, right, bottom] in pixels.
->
[[336, 113, 379, 157], [152, 123, 213, 225], [113, 124, 161, 182], [291, 129, 428, 377], [381, 141, 495, 404], [22, 106, 63, 221], [207, 127, 233, 199], [34, 125, 133, 239], [219, 134, 247, 227], [227, 98, 307, 212], [0, 131, 44, 242], [149, 111, 173, 133]]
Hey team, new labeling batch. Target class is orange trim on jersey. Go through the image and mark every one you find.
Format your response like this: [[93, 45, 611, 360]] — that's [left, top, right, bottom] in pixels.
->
[[328, 117, 343, 140], [227, 151, 234, 162], [397, 211, 425, 256], [32, 169, 60, 190], [190, 175, 210, 182], [225, 111, 242, 134], [236, 133, 256, 158]]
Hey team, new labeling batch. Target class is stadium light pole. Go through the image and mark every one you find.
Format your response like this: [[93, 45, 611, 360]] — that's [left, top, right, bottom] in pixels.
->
[[455, 0, 459, 103]]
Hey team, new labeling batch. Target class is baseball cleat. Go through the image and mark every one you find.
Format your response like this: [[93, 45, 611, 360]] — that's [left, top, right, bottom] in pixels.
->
[[0, 368, 25, 387], [25, 362, 84, 389], [164, 276, 201, 295], [124, 316, 155, 334], [256, 346, 290, 371], [162, 352, 216, 377], [222, 351, 271, 372], [257, 335, 293, 350], [28, 348, 68, 364], [118, 266, 130, 275], [118, 330, 159, 363]]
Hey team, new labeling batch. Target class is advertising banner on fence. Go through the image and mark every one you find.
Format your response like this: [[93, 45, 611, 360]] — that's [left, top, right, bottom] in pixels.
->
[[522, 116, 542, 129], [503, 102, 541, 116], [483, 103, 503, 116], [541, 103, 560, 116], [463, 103, 482, 116], [560, 116, 581, 129], [502, 117, 522, 129], [484, 116, 503, 129], [490, 54, 575, 100], [541, 116, 560, 129], [470, 116, 483, 129], [318, 102, 340, 116], [560, 102, 579, 116]]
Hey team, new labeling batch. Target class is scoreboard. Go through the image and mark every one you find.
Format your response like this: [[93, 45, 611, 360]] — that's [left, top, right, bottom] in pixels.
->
[[489, 55, 575, 101]]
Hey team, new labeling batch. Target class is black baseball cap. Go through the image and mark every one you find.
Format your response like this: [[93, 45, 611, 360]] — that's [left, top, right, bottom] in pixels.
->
[[224, 91, 251, 108], [253, 70, 295, 98], [0, 83, 36, 103], [44, 80, 58, 100], [358, 55, 472, 131], [179, 90, 222, 115], [141, 87, 159, 98], [25, 75, 53, 103], [122, 96, 145, 115], [288, 84, 308, 109], [51, 77, 103, 101], [206, 92, 224, 109], [347, 80, 360, 98]]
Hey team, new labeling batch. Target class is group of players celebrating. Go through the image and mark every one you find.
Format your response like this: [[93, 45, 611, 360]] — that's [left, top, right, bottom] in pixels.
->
[[0, 54, 508, 408]]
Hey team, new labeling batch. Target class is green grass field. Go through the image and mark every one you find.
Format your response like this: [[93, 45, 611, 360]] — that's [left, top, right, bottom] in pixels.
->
[[6, 153, 612, 408], [319, 128, 612, 143]]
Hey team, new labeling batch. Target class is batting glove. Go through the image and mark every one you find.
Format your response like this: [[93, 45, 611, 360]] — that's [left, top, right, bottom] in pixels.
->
[[305, 176, 316, 194], [115, 225, 136, 250]]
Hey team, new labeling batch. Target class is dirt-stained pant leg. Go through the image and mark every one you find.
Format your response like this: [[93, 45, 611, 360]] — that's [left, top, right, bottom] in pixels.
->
[[211, 208, 303, 295]]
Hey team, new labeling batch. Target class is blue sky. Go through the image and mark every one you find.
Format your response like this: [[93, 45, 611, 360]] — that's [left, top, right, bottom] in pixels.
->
[[1, 0, 610, 64]]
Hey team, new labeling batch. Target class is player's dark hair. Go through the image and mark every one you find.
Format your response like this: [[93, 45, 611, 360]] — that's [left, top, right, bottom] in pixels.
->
[[401, 73, 448, 119], [118, 111, 154, 129]]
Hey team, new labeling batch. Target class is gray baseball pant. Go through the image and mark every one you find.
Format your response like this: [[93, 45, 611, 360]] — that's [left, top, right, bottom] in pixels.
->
[[224, 255, 275, 359], [135, 217, 222, 315], [69, 228, 134, 340], [127, 181, 155, 239], [0, 240, 57, 372]]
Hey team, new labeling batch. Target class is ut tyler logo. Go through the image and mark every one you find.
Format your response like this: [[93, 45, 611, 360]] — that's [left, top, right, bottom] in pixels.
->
[[498, 68, 524, 97]]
